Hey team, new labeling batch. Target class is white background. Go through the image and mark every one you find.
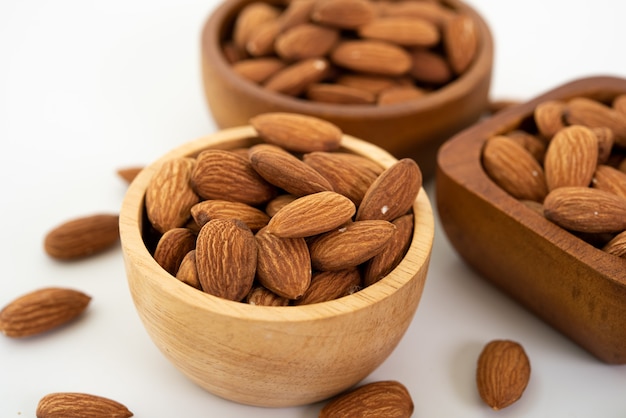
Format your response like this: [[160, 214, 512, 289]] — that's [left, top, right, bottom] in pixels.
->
[[1, 1, 625, 416]]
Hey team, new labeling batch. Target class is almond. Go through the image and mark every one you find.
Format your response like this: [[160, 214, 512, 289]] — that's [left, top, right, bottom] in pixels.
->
[[443, 14, 478, 75], [264, 193, 298, 217], [0, 288, 91, 338], [603, 230, 626, 258], [44, 213, 120, 260], [266, 191, 356, 238], [614, 94, 626, 116], [195, 219, 257, 301], [534, 100, 567, 139], [248, 143, 334, 196], [363, 214, 414, 286], [592, 164, 626, 199], [330, 40, 412, 76], [311, 0, 376, 29], [357, 158, 422, 221], [263, 57, 330, 96], [145, 157, 199, 233], [565, 97, 626, 147], [255, 227, 311, 299], [335, 73, 400, 94], [309, 220, 396, 271], [409, 48, 453, 85], [543, 125, 598, 191], [319, 380, 414, 418], [245, 285, 290, 306], [277, 0, 316, 32], [190, 199, 270, 231], [191, 149, 277, 205], [377, 85, 426, 106], [232, 2, 280, 52], [592, 126, 615, 164], [302, 151, 383, 205], [543, 186, 626, 234], [275, 23, 339, 61], [294, 269, 361, 305], [246, 19, 281, 57], [506, 130, 547, 163], [476, 340, 531, 411], [358, 17, 440, 47], [176, 250, 202, 290], [116, 166, 143, 184], [306, 83, 376, 105], [153, 227, 197, 276], [232, 58, 286, 84], [36, 392, 133, 418], [250, 112, 342, 153], [481, 135, 548, 202], [378, 1, 456, 27]]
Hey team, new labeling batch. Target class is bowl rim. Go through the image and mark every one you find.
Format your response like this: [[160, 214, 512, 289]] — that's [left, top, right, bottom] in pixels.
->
[[437, 75, 626, 288], [200, 0, 494, 120], [119, 125, 435, 323]]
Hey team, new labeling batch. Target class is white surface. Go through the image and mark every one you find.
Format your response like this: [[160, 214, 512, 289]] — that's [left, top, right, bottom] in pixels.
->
[[1, 0, 625, 416]]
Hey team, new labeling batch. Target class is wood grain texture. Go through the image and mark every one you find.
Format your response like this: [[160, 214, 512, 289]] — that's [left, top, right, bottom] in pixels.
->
[[119, 127, 434, 406], [200, 0, 494, 179], [436, 76, 626, 364]]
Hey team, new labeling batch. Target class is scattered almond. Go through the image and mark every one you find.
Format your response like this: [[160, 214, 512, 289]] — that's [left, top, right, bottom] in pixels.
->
[[36, 392, 133, 418], [319, 380, 414, 417], [0, 288, 91, 338], [476, 339, 531, 411], [44, 213, 120, 260]]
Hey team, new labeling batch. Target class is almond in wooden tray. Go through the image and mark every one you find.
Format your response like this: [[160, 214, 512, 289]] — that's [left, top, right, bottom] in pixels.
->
[[225, 0, 479, 106], [437, 76, 626, 364], [141, 112, 422, 305]]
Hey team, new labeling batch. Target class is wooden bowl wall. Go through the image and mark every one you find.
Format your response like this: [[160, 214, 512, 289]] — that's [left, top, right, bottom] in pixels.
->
[[119, 126, 434, 407], [200, 0, 494, 179], [436, 76, 626, 364]]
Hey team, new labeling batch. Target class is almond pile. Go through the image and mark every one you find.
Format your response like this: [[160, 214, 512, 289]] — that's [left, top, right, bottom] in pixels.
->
[[224, 0, 479, 106], [481, 94, 626, 259], [144, 112, 422, 304]]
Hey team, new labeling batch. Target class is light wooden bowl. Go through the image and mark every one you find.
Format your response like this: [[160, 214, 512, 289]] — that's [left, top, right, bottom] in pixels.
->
[[119, 126, 434, 407], [200, 0, 493, 179], [437, 76, 626, 364]]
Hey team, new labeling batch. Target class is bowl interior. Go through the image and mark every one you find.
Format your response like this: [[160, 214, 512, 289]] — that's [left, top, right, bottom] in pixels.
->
[[120, 126, 435, 405]]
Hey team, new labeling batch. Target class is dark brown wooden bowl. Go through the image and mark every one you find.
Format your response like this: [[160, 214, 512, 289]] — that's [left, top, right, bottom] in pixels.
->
[[200, 0, 494, 179], [436, 76, 626, 364]]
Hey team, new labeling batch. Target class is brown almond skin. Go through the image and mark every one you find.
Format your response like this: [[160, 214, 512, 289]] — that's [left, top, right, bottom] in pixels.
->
[[543, 186, 626, 234], [443, 14, 478, 75], [266, 191, 356, 238], [195, 219, 257, 301], [565, 97, 626, 147], [0, 288, 91, 338], [476, 340, 531, 411], [248, 143, 334, 196], [294, 269, 361, 305], [275, 23, 339, 61], [309, 220, 396, 271], [592, 164, 626, 199], [482, 135, 548, 202], [544, 125, 598, 191], [232, 57, 286, 84], [153, 227, 197, 276], [255, 227, 311, 299], [319, 380, 414, 418], [363, 214, 414, 286], [191, 149, 277, 205], [603, 230, 626, 258], [36, 392, 133, 418], [358, 17, 440, 47], [357, 158, 422, 221], [534, 100, 567, 139], [311, 0, 376, 29], [44, 213, 120, 260], [250, 112, 342, 153], [303, 151, 383, 205], [245, 285, 290, 306], [176, 250, 202, 290], [190, 199, 270, 231], [331, 40, 412, 76], [263, 58, 330, 96]]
